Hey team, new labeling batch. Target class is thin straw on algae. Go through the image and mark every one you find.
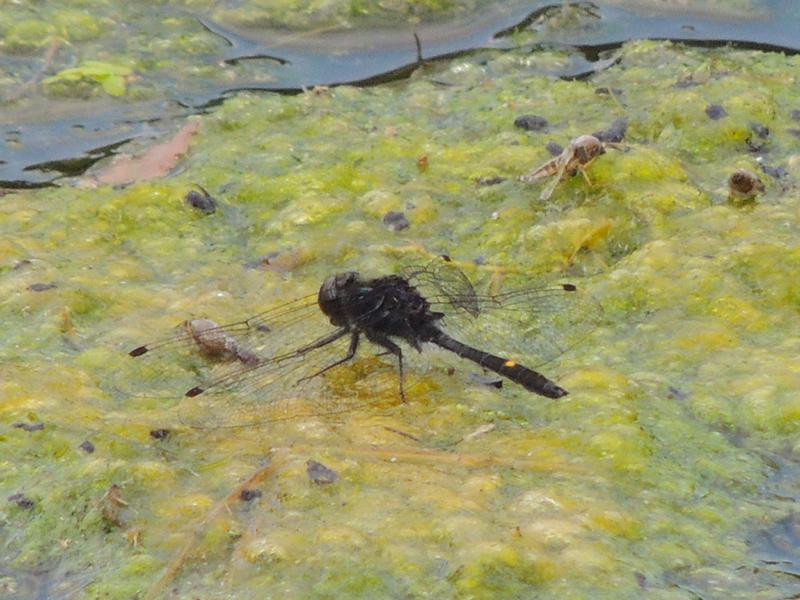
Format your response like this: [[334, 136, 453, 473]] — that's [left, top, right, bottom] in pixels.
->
[[143, 450, 287, 600]]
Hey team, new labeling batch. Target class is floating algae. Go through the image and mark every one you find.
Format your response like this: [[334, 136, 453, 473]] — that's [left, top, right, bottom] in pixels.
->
[[1, 39, 799, 598]]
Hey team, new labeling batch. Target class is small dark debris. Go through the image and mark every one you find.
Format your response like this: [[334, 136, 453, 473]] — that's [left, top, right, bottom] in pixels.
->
[[672, 76, 698, 89], [513, 115, 549, 132], [149, 428, 170, 440], [545, 141, 564, 156], [27, 282, 56, 292], [750, 122, 769, 139], [788, 128, 800, 139], [593, 117, 628, 143], [13, 259, 32, 270], [243, 251, 281, 270], [434, 558, 450, 578], [13, 421, 44, 432], [705, 104, 727, 120], [256, 323, 271, 333], [306, 459, 339, 485], [79, 440, 95, 453], [8, 493, 34, 510], [790, 109, 800, 121], [382, 211, 410, 232], [667, 386, 689, 400], [746, 137, 768, 154], [475, 176, 506, 187], [240, 489, 263, 502], [728, 169, 765, 200], [468, 373, 503, 389], [185, 186, 217, 215], [760, 163, 788, 179], [594, 87, 623, 96], [635, 572, 648, 589]]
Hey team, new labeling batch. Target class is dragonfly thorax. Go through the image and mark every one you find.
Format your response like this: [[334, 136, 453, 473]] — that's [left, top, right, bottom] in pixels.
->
[[318, 271, 441, 340]]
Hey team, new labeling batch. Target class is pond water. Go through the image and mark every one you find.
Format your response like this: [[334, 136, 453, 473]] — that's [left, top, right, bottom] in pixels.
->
[[1, 2, 800, 599], [3, 0, 800, 187]]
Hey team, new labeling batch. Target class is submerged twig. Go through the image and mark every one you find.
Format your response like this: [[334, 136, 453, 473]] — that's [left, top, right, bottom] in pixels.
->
[[383, 425, 421, 442], [7, 37, 61, 101], [310, 443, 582, 473]]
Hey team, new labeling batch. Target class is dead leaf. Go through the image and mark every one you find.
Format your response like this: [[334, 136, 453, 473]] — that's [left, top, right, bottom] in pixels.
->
[[92, 120, 200, 185], [99, 484, 128, 528]]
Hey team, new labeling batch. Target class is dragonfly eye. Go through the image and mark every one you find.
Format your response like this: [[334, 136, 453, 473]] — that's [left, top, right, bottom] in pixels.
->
[[319, 272, 362, 323]]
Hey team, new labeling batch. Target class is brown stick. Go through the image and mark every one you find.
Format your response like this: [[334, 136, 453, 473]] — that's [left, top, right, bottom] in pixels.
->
[[143, 451, 286, 600], [299, 443, 581, 473], [6, 37, 60, 101]]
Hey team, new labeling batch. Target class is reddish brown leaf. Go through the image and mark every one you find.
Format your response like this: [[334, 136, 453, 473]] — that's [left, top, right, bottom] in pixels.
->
[[93, 120, 200, 185]]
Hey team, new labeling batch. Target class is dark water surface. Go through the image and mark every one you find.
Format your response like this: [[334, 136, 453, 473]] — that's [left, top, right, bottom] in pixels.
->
[[2, 0, 800, 187]]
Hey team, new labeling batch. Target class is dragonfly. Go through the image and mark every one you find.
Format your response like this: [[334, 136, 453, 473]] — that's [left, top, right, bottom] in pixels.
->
[[126, 256, 601, 428]]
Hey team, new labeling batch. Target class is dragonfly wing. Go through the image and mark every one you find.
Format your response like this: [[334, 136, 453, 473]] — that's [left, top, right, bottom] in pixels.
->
[[127, 294, 320, 361], [519, 156, 559, 183], [403, 256, 480, 317], [539, 151, 573, 201], [431, 277, 603, 370], [176, 329, 374, 429]]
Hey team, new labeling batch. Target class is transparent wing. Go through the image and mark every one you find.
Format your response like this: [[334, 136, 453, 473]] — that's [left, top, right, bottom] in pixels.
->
[[401, 256, 480, 317], [175, 331, 404, 429], [539, 150, 573, 201], [127, 293, 320, 360], [122, 295, 403, 429], [406, 256, 603, 369]]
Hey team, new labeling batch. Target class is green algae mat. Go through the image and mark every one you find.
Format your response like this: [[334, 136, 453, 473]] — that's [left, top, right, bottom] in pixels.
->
[[2, 40, 800, 598]]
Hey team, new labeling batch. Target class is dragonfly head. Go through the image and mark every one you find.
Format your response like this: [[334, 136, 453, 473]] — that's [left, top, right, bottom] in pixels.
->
[[318, 271, 361, 326]]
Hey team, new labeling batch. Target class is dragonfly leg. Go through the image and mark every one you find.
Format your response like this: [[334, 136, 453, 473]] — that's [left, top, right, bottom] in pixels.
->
[[365, 332, 406, 401], [578, 163, 594, 186], [297, 333, 360, 383]]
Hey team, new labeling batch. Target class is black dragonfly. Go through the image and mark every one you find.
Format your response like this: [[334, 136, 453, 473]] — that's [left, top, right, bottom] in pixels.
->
[[127, 256, 600, 428]]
